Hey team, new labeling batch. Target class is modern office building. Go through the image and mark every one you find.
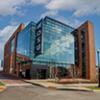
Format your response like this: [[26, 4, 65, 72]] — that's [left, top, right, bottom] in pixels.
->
[[3, 17, 96, 81]]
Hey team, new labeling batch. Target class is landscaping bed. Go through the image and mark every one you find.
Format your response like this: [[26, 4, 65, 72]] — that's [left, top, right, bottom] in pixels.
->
[[47, 78, 97, 84], [0, 81, 5, 86], [0, 81, 6, 92], [86, 86, 100, 90]]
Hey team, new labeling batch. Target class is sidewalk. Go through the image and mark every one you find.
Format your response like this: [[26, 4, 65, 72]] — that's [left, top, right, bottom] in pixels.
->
[[0, 73, 31, 87], [24, 79, 96, 92]]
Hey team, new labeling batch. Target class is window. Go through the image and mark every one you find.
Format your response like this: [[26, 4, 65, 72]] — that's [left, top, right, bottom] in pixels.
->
[[11, 38, 15, 53]]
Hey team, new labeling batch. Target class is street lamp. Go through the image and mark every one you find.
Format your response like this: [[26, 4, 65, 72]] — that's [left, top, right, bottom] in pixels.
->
[[97, 49, 100, 87]]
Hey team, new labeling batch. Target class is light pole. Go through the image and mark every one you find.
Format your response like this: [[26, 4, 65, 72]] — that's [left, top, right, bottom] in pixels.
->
[[97, 50, 100, 87]]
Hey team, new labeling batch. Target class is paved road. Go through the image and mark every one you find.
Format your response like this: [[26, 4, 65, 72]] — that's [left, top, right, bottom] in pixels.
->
[[0, 85, 100, 100]]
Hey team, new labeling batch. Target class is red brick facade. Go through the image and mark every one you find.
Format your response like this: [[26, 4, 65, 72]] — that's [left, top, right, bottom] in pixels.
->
[[73, 21, 96, 81], [3, 24, 25, 76]]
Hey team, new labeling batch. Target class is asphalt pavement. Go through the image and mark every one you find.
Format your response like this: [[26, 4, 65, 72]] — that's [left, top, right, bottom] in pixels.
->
[[0, 85, 100, 100]]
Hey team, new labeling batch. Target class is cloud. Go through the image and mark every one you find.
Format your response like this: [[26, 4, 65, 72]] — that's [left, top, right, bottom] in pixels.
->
[[1, 0, 100, 17], [31, 0, 50, 5], [0, 25, 17, 60], [0, 0, 28, 16], [0, 25, 17, 41], [40, 10, 58, 18], [55, 16, 81, 28], [40, 10, 82, 28], [46, 0, 100, 16], [45, 33, 74, 56]]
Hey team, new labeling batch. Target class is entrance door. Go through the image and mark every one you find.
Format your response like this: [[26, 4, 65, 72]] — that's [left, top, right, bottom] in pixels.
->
[[25, 69, 30, 79], [40, 69, 47, 79]]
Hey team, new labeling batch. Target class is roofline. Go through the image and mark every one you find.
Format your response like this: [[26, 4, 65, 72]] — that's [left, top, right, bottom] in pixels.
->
[[20, 21, 36, 33], [44, 16, 75, 30]]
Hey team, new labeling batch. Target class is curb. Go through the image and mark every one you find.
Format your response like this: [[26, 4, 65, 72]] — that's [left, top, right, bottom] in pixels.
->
[[23, 80, 93, 92], [56, 87, 93, 92], [93, 90, 100, 92], [22, 80, 47, 88], [47, 86, 93, 92]]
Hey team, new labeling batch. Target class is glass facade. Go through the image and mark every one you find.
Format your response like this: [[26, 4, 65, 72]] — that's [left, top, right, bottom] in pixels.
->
[[16, 17, 74, 68], [33, 17, 74, 67], [17, 22, 36, 58]]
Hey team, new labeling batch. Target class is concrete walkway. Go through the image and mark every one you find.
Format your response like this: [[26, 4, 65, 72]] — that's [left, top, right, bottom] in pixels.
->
[[24, 79, 97, 92], [0, 73, 32, 87]]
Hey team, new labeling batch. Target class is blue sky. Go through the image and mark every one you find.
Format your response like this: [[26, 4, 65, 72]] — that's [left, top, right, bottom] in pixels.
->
[[0, 0, 100, 65]]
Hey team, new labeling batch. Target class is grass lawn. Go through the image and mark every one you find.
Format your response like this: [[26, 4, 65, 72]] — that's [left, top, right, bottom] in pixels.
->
[[0, 81, 5, 86], [87, 86, 100, 90]]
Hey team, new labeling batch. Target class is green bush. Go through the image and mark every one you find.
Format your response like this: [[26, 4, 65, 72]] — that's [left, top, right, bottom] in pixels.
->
[[87, 86, 100, 90], [0, 82, 5, 86]]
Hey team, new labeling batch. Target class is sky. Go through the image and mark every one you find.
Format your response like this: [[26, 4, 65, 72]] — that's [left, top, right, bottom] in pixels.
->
[[0, 0, 100, 66]]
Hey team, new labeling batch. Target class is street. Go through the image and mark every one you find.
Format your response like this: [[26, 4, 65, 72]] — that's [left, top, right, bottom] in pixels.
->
[[0, 72, 100, 100], [0, 85, 100, 100]]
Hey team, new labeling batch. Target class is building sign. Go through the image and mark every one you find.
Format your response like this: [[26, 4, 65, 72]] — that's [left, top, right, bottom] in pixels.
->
[[34, 20, 43, 57]]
